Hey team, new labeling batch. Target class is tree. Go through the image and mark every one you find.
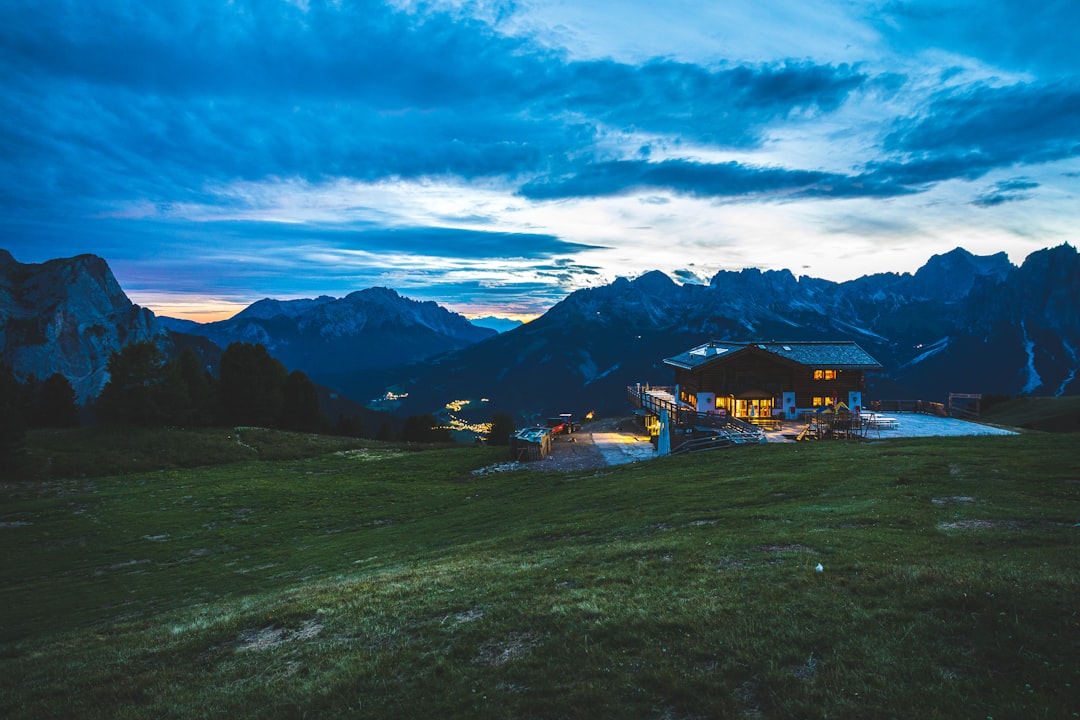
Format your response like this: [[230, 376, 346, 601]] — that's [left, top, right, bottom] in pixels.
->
[[159, 347, 217, 426], [376, 422, 393, 441], [0, 400, 27, 469], [487, 412, 515, 446], [281, 370, 323, 432], [401, 413, 452, 443], [0, 362, 27, 416], [0, 363, 27, 466], [219, 342, 287, 427], [334, 413, 367, 438], [96, 342, 169, 425], [36, 373, 79, 427]]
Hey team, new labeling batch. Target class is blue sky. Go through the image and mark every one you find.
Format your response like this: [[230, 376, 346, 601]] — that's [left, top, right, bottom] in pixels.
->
[[2, 0, 1077, 321]]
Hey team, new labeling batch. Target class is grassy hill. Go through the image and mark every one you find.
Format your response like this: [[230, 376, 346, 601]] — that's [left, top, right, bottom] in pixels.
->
[[981, 396, 1080, 433], [2, 426, 1078, 718]]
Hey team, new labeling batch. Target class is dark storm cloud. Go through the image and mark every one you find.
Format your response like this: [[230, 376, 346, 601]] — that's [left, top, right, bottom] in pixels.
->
[[547, 59, 867, 147], [519, 158, 908, 200], [871, 81, 1080, 187], [0, 0, 872, 215], [206, 222, 601, 259]]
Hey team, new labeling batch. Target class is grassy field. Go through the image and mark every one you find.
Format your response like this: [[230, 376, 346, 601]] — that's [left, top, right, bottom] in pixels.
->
[[982, 396, 1080, 433], [2, 425, 1078, 718]]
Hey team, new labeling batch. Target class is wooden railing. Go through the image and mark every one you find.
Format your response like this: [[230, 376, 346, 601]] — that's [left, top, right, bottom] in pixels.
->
[[669, 434, 735, 455], [627, 385, 765, 446]]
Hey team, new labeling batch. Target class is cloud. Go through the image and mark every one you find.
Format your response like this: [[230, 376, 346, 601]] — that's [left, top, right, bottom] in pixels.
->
[[2, 0, 1078, 317], [549, 59, 867, 148], [672, 268, 706, 284], [871, 81, 1080, 186], [520, 158, 909, 200], [874, 0, 1080, 76], [218, 222, 602, 259], [0, 1, 872, 215], [973, 178, 1040, 207]]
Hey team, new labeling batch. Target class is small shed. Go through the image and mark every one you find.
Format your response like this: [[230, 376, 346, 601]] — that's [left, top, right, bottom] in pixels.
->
[[509, 426, 553, 462]]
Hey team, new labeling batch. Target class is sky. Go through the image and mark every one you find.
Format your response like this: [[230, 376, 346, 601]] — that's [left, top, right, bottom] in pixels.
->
[[1, 0, 1078, 322]]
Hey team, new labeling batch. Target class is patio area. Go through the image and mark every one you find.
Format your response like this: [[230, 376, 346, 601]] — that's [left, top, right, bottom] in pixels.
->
[[760, 412, 1018, 443]]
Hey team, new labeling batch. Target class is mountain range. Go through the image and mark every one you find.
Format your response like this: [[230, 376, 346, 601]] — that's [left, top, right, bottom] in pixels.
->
[[2, 244, 1077, 423], [158, 289, 495, 377], [0, 251, 493, 403], [374, 244, 1079, 423]]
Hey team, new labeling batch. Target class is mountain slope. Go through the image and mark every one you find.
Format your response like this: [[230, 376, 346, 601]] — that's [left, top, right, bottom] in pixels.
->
[[385, 245, 1079, 421], [0, 250, 166, 401], [164, 287, 497, 378]]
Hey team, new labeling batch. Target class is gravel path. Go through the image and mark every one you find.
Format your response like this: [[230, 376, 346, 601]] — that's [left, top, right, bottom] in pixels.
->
[[521, 417, 652, 471]]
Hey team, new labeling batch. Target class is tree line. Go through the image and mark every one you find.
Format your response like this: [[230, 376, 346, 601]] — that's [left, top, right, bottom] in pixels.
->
[[1, 340, 483, 465]]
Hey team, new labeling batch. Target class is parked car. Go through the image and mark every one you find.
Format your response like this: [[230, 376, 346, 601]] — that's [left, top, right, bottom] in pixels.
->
[[545, 417, 569, 434]]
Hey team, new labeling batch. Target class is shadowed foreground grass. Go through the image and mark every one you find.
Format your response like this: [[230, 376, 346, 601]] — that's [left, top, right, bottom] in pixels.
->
[[2, 428, 1078, 718]]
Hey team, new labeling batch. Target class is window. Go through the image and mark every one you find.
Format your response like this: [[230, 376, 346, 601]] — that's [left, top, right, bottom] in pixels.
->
[[813, 369, 838, 380], [812, 396, 835, 407]]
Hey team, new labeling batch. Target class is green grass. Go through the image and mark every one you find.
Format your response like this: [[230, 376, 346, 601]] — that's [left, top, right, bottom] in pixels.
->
[[982, 396, 1080, 433], [11, 426, 385, 480], [2, 427, 1079, 718]]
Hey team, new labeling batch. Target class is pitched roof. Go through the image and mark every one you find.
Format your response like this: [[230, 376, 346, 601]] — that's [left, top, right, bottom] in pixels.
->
[[664, 341, 883, 371]]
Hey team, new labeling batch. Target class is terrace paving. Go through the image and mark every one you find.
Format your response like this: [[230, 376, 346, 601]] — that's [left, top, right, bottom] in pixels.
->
[[760, 412, 1018, 443], [527, 413, 1019, 471]]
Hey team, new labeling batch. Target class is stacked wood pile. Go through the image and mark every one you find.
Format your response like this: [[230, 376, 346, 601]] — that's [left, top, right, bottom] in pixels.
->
[[509, 426, 553, 462]]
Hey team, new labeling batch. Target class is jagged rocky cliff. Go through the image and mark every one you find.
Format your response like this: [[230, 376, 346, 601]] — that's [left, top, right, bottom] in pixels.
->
[[0, 250, 166, 401]]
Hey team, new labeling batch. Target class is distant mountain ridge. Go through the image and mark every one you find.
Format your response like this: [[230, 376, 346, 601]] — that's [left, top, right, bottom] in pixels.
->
[[163, 287, 497, 378], [376, 245, 1079, 421], [1, 251, 496, 404], [3, 245, 1077, 422]]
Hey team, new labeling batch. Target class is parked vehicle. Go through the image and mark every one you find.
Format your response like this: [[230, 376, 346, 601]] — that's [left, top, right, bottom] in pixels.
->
[[545, 417, 569, 434]]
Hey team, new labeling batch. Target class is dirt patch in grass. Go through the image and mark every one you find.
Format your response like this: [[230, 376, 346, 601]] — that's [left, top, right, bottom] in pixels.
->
[[474, 631, 539, 666], [786, 654, 820, 681], [932, 496, 977, 505], [236, 618, 323, 651], [757, 544, 819, 555], [333, 449, 406, 461], [449, 608, 484, 625], [936, 519, 1024, 531]]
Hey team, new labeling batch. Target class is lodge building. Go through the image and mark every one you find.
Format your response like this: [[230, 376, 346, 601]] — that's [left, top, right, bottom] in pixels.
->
[[659, 340, 883, 420]]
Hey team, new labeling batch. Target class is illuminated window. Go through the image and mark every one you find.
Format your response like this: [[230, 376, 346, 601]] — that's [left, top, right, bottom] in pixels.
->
[[812, 396, 835, 407], [813, 369, 838, 380]]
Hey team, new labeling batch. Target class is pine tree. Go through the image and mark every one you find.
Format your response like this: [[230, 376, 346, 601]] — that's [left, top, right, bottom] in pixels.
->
[[95, 342, 169, 425], [487, 412, 515, 446], [281, 370, 323, 431], [36, 373, 79, 427], [219, 342, 287, 427], [0, 400, 27, 469]]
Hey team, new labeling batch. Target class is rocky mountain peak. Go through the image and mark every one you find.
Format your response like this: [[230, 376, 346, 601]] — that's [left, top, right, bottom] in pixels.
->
[[234, 295, 337, 321], [910, 247, 1013, 302], [0, 251, 165, 401]]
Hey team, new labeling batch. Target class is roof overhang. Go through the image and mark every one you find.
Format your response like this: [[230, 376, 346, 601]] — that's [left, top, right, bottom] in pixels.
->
[[664, 340, 884, 372]]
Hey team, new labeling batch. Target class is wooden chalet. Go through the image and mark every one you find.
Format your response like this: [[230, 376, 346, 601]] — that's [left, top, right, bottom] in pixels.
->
[[659, 340, 883, 420]]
